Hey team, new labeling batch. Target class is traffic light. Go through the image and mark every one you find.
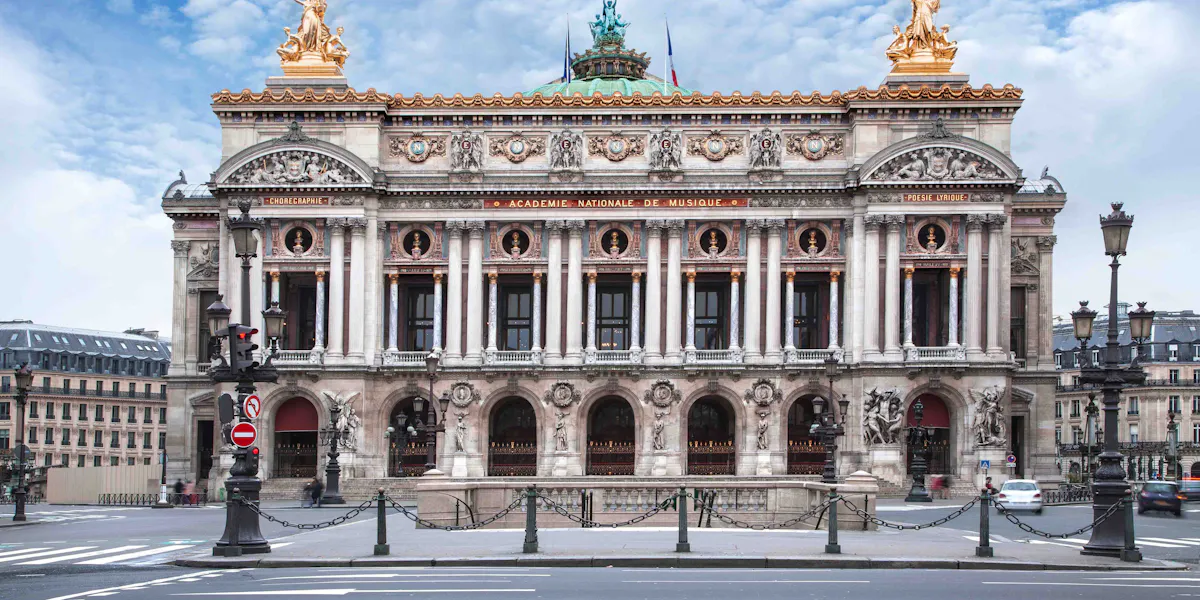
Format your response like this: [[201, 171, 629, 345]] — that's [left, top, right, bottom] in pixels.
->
[[247, 446, 261, 476], [231, 325, 259, 375]]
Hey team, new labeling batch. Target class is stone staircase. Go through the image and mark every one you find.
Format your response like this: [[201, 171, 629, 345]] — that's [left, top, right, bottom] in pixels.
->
[[260, 477, 417, 503]]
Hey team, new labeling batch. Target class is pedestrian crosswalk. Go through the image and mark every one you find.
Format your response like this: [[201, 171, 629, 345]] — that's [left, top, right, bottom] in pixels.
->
[[0, 543, 197, 567], [1022, 536, 1200, 549]]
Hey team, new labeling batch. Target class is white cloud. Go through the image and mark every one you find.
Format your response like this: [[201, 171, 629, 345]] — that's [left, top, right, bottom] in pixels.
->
[[107, 0, 135, 14], [141, 4, 177, 28], [181, 0, 268, 63]]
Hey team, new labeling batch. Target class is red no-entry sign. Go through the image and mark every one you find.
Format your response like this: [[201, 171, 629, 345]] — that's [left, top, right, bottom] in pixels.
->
[[230, 422, 258, 449]]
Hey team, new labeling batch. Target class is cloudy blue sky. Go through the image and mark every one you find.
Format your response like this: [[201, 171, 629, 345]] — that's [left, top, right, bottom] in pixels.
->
[[0, 0, 1196, 335]]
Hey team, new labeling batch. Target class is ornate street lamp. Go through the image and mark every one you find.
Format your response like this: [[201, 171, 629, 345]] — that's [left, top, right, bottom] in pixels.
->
[[1072, 302, 1098, 366], [321, 403, 346, 505], [10, 364, 33, 522], [1078, 202, 1150, 563], [261, 302, 286, 359], [1167, 412, 1180, 481], [1129, 302, 1155, 365], [423, 353, 441, 473], [810, 389, 849, 485], [1085, 394, 1100, 483], [905, 399, 933, 503]]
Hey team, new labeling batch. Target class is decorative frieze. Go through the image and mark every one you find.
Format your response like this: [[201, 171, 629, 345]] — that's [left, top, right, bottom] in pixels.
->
[[489, 133, 546, 163], [787, 131, 845, 161], [588, 133, 645, 162], [869, 147, 1006, 182], [687, 130, 744, 161], [226, 151, 364, 185], [388, 133, 447, 163]]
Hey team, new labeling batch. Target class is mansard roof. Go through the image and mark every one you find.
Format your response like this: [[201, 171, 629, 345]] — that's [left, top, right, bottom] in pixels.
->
[[0, 320, 172, 362]]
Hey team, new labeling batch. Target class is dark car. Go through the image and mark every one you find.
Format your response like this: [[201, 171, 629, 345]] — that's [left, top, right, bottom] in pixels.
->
[[1138, 482, 1184, 516]]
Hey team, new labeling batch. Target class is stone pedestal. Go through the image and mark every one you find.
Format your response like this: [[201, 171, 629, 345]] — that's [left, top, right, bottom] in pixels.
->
[[976, 447, 1010, 489], [755, 453, 773, 476], [869, 444, 904, 487], [451, 454, 468, 478], [652, 455, 668, 477]]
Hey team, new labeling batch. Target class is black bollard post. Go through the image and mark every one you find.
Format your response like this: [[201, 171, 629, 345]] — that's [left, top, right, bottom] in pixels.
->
[[676, 486, 690, 553], [825, 488, 840, 554], [523, 486, 539, 554], [374, 488, 389, 556], [976, 491, 993, 558], [1121, 488, 1142, 563]]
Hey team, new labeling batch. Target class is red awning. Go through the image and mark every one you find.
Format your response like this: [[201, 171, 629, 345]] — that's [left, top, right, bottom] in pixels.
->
[[275, 398, 319, 432], [908, 395, 950, 429]]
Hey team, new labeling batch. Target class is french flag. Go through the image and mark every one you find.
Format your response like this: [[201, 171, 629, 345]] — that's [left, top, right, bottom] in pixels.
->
[[666, 19, 679, 86]]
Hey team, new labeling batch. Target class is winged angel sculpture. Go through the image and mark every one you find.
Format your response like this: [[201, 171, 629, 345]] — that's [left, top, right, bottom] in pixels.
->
[[970, 386, 1007, 447]]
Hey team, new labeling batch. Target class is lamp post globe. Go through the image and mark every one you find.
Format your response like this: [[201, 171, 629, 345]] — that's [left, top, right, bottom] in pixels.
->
[[1099, 202, 1133, 257]]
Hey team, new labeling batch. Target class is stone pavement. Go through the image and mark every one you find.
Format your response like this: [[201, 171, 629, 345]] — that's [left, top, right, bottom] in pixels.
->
[[177, 509, 1186, 571]]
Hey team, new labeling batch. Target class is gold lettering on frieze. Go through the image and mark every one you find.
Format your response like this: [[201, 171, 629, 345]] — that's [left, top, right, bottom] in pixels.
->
[[903, 193, 970, 203], [264, 197, 330, 206], [488, 198, 748, 209]]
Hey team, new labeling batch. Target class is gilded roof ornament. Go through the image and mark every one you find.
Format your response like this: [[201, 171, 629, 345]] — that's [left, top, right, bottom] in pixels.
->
[[886, 0, 958, 75], [277, 0, 350, 77]]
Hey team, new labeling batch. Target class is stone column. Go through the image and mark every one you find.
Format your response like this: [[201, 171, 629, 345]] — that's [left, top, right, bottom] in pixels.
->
[[347, 219, 367, 362], [250, 233, 265, 354], [585, 271, 598, 362], [170, 241, 189, 374], [269, 271, 280, 304], [432, 271, 444, 353], [387, 274, 399, 353], [842, 220, 855, 361], [486, 271, 498, 357], [986, 215, 1006, 357], [729, 270, 741, 352], [743, 220, 763, 362], [883, 216, 903, 361], [544, 221, 564, 363], [564, 220, 585, 363], [444, 222, 464, 362], [465, 221, 485, 364], [829, 271, 841, 350], [1037, 236, 1057, 365], [849, 215, 866, 362], [643, 222, 663, 363], [948, 268, 960, 347], [664, 220, 684, 363], [784, 270, 796, 359], [764, 219, 784, 362], [365, 219, 381, 366], [531, 272, 542, 356], [903, 268, 914, 350], [630, 272, 642, 355], [685, 270, 697, 355], [965, 215, 985, 360], [314, 271, 326, 352], [862, 216, 883, 360], [327, 219, 346, 361]]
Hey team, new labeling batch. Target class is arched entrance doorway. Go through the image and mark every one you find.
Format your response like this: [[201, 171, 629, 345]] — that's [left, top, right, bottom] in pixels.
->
[[488, 397, 537, 476], [906, 394, 951, 475], [586, 397, 635, 475], [786, 395, 825, 475], [1191, 462, 1200, 479], [687, 397, 735, 475], [386, 398, 427, 477], [274, 397, 318, 479]]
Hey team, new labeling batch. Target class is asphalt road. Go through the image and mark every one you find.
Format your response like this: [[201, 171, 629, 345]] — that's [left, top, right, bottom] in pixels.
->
[[879, 500, 1200, 562], [3, 567, 1195, 600]]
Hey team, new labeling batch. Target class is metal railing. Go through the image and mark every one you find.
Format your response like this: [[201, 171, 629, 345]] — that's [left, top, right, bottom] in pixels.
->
[[97, 492, 207, 507]]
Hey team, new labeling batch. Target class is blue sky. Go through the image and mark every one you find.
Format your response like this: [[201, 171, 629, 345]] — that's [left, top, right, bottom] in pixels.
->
[[1, 0, 1197, 334]]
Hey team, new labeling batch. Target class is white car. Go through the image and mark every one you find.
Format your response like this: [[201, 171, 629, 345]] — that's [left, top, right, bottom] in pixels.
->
[[996, 479, 1043, 514]]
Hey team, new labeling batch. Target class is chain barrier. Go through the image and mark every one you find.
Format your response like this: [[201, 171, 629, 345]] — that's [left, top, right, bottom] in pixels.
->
[[838, 495, 980, 531], [993, 496, 1126, 539], [384, 494, 526, 531], [679, 492, 840, 531], [235, 496, 374, 530], [537, 494, 671, 528]]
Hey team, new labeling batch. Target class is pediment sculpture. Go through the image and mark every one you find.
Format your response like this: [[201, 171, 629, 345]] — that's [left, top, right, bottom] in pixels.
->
[[227, 151, 364, 185], [869, 147, 1006, 182]]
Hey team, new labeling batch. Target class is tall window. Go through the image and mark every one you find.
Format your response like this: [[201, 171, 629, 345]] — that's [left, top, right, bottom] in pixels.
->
[[405, 287, 435, 352], [77, 455, 85, 468], [62, 403, 71, 420], [158, 432, 166, 450], [1054, 402, 1062, 419], [1054, 427, 1061, 445], [0, 429, 8, 450], [93, 456, 101, 467], [1129, 424, 1139, 443], [1128, 396, 1139, 415], [159, 407, 167, 424], [500, 286, 533, 351], [1010, 287, 1026, 359], [143, 432, 151, 449], [1193, 395, 1200, 415], [1169, 369, 1180, 384], [29, 401, 38, 418], [111, 406, 119, 422], [792, 284, 821, 349], [1071, 400, 1081, 418], [95, 405, 103, 421], [1169, 396, 1181, 414], [126, 432, 136, 448], [93, 430, 102, 447], [79, 403, 86, 421], [143, 407, 152, 423], [127, 406, 136, 423], [597, 286, 630, 351], [0, 402, 9, 420], [1194, 424, 1200, 445], [77, 429, 85, 446], [110, 431, 119, 448], [44, 428, 53, 444], [46, 402, 55, 419], [695, 283, 727, 350]]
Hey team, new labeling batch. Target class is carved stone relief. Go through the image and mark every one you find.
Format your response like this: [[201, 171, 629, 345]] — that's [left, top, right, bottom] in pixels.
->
[[870, 147, 1006, 182], [588, 133, 646, 162], [543, 381, 582, 410], [489, 133, 547, 163], [787, 131, 845, 161], [227, 151, 364, 185], [862, 387, 904, 445], [549, 130, 584, 171], [970, 386, 1007, 447], [450, 130, 484, 173], [1011, 238, 1040, 275], [388, 133, 447, 163], [188, 243, 220, 279], [748, 128, 783, 170], [687, 130, 744, 161], [449, 381, 481, 410]]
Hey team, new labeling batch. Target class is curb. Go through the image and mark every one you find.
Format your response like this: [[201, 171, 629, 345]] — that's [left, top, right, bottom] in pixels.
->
[[176, 555, 1188, 572]]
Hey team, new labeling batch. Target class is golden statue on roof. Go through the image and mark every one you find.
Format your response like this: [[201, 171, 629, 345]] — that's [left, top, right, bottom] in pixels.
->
[[277, 0, 350, 77], [887, 0, 958, 74]]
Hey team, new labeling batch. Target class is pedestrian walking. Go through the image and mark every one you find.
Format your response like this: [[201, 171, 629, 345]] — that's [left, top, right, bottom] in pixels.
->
[[930, 475, 943, 499], [173, 479, 184, 505], [183, 480, 195, 506], [983, 476, 997, 497], [942, 474, 953, 499], [308, 477, 324, 508]]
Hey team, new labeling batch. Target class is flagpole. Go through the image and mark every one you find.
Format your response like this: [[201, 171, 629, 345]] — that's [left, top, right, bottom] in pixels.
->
[[663, 15, 669, 95]]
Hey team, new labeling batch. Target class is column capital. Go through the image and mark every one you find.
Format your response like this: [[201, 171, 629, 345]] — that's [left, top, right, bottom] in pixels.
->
[[686, 269, 696, 282], [665, 219, 686, 235], [631, 271, 642, 282], [587, 270, 597, 282], [564, 219, 586, 234], [786, 270, 795, 283], [645, 219, 666, 233], [544, 219, 565, 233], [445, 220, 466, 234], [271, 271, 281, 282], [966, 214, 986, 231], [346, 217, 368, 232], [533, 271, 543, 283], [831, 270, 841, 282], [764, 218, 786, 232], [327, 217, 347, 229], [465, 220, 487, 237], [171, 240, 189, 257], [904, 267, 914, 278], [388, 273, 399, 283], [843, 219, 854, 237], [1036, 235, 1058, 250], [864, 214, 886, 230], [730, 269, 741, 282], [488, 270, 498, 283], [950, 267, 960, 277], [745, 218, 766, 233], [316, 270, 326, 281], [433, 270, 443, 283], [885, 215, 904, 232], [986, 214, 1008, 228]]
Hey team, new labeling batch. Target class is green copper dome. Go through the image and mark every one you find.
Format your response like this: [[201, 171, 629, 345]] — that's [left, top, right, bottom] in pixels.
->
[[527, 1, 693, 98], [527, 77, 693, 98]]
